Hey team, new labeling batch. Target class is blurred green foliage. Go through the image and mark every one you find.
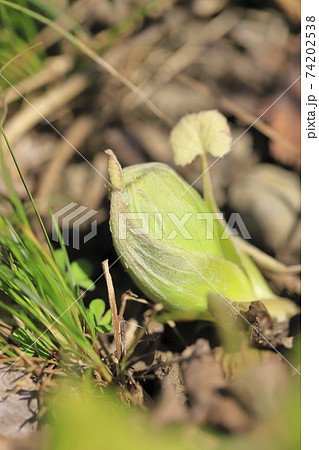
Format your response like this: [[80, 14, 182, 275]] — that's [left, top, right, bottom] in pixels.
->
[[46, 374, 300, 450], [46, 379, 218, 450], [0, 0, 44, 87], [0, 125, 112, 381]]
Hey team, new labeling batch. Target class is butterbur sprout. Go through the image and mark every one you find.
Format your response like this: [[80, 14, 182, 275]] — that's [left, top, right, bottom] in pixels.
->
[[106, 150, 298, 326]]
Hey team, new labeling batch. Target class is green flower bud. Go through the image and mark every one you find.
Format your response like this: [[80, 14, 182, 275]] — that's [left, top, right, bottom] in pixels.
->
[[107, 153, 298, 322]]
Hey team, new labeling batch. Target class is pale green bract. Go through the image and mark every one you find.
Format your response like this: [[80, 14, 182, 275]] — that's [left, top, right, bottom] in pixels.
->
[[109, 160, 298, 322]]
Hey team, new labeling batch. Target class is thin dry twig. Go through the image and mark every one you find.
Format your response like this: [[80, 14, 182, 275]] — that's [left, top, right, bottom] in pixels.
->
[[118, 291, 151, 356], [3, 74, 88, 144], [5, 55, 73, 104], [176, 73, 300, 158], [36, 115, 94, 204], [122, 303, 164, 365], [121, 9, 241, 116], [232, 236, 301, 274], [102, 259, 122, 362], [219, 96, 300, 158]]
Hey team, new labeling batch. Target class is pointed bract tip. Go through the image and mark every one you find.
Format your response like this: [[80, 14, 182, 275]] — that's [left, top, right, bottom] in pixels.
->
[[105, 149, 124, 191]]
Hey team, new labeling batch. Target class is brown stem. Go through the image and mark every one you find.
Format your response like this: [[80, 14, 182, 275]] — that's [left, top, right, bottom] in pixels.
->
[[102, 260, 122, 362]]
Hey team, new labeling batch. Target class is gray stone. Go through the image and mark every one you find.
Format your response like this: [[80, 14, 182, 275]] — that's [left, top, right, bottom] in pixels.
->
[[228, 164, 300, 258], [0, 365, 38, 439]]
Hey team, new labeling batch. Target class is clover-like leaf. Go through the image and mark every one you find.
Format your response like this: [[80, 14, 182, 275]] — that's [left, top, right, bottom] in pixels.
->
[[88, 299, 112, 333], [71, 259, 95, 291], [96, 309, 112, 333], [170, 110, 232, 166], [89, 298, 105, 321]]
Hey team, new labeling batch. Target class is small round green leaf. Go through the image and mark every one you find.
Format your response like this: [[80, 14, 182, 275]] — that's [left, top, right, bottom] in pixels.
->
[[71, 260, 94, 291], [89, 299, 105, 321], [170, 110, 232, 166]]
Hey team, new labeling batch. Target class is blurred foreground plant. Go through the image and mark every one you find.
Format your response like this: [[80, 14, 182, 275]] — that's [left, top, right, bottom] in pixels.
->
[[45, 369, 300, 450]]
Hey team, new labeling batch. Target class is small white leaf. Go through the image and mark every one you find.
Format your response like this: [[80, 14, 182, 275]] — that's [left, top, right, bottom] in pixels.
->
[[170, 110, 232, 166]]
